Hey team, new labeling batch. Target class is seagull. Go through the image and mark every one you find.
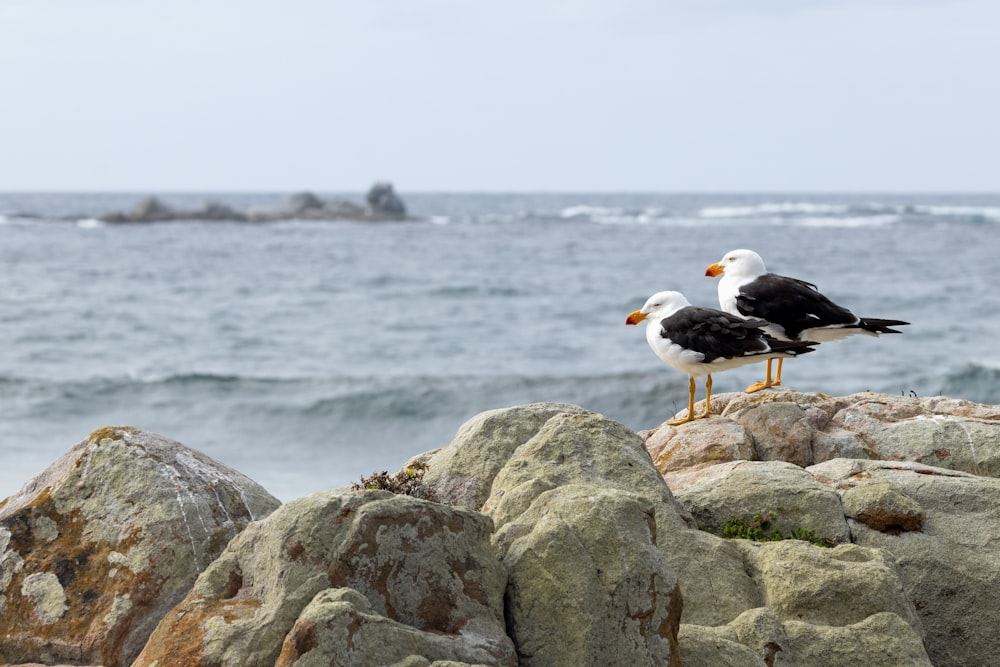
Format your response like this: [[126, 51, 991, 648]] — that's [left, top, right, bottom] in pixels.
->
[[705, 248, 909, 392], [626, 290, 816, 425]]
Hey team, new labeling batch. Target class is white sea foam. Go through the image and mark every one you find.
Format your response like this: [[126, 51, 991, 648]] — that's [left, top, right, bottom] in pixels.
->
[[798, 214, 901, 228], [699, 202, 849, 218], [76, 218, 105, 228], [560, 205, 622, 218], [913, 205, 1000, 221], [566, 205, 673, 226]]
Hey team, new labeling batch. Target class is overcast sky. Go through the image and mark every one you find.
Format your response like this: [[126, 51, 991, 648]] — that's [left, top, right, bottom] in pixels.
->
[[2, 0, 998, 192]]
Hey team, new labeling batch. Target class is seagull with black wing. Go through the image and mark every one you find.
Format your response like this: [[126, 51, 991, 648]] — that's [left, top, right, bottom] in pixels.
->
[[626, 290, 816, 425], [706, 249, 909, 392]]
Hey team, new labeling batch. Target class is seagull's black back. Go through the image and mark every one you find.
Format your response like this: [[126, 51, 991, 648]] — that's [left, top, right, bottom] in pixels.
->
[[659, 306, 813, 362], [735, 273, 862, 340]]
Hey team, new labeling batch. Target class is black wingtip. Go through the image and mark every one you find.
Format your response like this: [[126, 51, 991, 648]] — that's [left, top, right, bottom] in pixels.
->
[[860, 318, 910, 334]]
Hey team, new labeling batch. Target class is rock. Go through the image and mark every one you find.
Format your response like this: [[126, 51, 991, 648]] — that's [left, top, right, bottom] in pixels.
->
[[646, 389, 1000, 476], [676, 541, 930, 666], [285, 191, 325, 214], [321, 199, 367, 219], [193, 201, 245, 221], [493, 484, 682, 666], [741, 540, 921, 629], [275, 588, 505, 667], [829, 394, 1000, 475], [666, 460, 850, 544], [655, 528, 758, 627], [127, 196, 176, 222], [679, 624, 767, 667], [644, 418, 755, 473], [134, 490, 514, 667], [725, 396, 835, 467], [367, 181, 407, 216], [809, 457, 1000, 667], [7, 391, 1000, 666], [781, 612, 932, 666], [476, 409, 692, 532], [425, 404, 688, 666], [97, 182, 412, 224], [423, 402, 592, 511], [0, 426, 279, 667], [841, 480, 923, 533]]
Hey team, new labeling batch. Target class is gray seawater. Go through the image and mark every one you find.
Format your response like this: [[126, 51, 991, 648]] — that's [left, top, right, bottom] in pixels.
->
[[2, 192, 998, 501]]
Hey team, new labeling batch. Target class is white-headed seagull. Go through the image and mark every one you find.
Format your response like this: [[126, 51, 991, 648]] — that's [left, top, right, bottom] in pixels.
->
[[706, 249, 909, 393], [626, 290, 816, 425]]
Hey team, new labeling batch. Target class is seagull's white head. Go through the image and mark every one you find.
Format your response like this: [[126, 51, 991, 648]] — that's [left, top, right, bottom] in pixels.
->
[[625, 290, 692, 325], [705, 248, 767, 280]]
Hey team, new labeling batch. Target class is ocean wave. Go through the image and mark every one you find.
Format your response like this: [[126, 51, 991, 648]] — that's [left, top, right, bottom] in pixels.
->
[[0, 370, 688, 431], [699, 202, 850, 218], [797, 214, 901, 228], [554, 201, 910, 228], [910, 205, 1000, 222], [934, 363, 1000, 404], [559, 205, 673, 226], [76, 218, 106, 228]]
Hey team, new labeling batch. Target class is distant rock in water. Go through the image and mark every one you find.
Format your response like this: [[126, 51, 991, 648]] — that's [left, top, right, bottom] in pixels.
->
[[366, 181, 407, 217], [99, 183, 411, 223], [285, 191, 325, 214]]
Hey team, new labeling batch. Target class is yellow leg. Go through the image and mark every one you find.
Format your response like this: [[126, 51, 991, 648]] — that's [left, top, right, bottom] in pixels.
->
[[695, 374, 713, 419], [774, 358, 784, 386], [746, 358, 776, 393], [668, 377, 697, 426]]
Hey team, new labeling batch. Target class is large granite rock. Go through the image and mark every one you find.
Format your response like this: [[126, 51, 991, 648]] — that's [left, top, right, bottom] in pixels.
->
[[640, 389, 1000, 666], [6, 391, 1000, 666], [0, 426, 279, 667], [809, 458, 1000, 667], [133, 490, 514, 667], [426, 404, 687, 667]]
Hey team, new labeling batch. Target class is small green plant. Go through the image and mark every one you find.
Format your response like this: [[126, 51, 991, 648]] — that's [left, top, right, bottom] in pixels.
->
[[713, 509, 835, 547], [351, 461, 437, 501]]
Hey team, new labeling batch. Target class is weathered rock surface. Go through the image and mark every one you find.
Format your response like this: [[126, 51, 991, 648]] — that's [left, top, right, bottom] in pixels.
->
[[133, 490, 514, 667], [426, 404, 687, 666], [0, 426, 279, 667], [6, 390, 1000, 666], [640, 389, 1000, 667], [809, 458, 1000, 667], [644, 388, 1000, 476], [666, 459, 850, 543]]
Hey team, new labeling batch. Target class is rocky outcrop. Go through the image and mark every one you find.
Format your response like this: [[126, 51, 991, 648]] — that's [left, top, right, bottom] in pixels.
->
[[641, 388, 1000, 667], [98, 182, 411, 223], [0, 426, 279, 667], [645, 388, 1000, 475], [367, 180, 407, 216], [426, 403, 690, 666], [134, 490, 514, 667], [5, 390, 1000, 666]]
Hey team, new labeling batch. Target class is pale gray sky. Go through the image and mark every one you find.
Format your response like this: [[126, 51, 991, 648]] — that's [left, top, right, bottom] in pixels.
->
[[2, 0, 998, 191]]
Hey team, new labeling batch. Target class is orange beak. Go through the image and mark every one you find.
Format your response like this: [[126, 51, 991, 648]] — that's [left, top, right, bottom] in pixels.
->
[[625, 310, 647, 326], [705, 262, 724, 278]]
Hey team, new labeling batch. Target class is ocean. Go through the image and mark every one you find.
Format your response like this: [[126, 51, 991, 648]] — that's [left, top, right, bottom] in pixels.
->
[[2, 192, 998, 501]]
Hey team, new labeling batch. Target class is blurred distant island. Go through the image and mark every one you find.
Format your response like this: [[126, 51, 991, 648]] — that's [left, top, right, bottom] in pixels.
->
[[99, 181, 410, 223]]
